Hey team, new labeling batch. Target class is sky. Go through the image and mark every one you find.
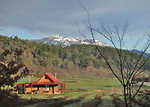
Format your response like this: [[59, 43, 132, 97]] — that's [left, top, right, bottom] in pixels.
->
[[0, 0, 150, 49]]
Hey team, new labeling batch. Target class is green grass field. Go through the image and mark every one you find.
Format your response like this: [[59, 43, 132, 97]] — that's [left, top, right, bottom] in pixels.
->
[[16, 76, 124, 107]]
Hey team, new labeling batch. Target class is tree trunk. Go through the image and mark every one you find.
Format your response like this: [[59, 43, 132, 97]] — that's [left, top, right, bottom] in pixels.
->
[[123, 86, 128, 107]]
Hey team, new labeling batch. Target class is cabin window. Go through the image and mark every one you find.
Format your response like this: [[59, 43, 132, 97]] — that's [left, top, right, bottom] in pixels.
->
[[45, 75, 53, 82], [45, 76, 48, 79]]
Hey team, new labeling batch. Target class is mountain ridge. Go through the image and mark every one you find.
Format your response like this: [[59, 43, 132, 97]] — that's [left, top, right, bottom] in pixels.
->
[[34, 35, 109, 47]]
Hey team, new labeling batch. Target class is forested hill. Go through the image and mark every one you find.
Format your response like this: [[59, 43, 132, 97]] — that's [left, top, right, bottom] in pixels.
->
[[0, 35, 150, 78]]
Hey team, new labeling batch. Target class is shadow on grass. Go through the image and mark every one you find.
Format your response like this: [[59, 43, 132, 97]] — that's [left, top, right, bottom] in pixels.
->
[[81, 95, 102, 107], [0, 90, 21, 107], [31, 97, 84, 107], [0, 89, 85, 107], [1, 89, 150, 107]]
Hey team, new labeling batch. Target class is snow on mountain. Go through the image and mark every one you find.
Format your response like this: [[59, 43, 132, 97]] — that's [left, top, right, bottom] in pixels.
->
[[34, 35, 109, 47]]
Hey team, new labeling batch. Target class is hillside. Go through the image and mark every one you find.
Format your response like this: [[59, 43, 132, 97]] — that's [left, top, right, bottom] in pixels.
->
[[0, 35, 150, 78]]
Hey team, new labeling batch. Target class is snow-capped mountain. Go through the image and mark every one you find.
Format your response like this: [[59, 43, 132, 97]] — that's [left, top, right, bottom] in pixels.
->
[[34, 35, 108, 47]]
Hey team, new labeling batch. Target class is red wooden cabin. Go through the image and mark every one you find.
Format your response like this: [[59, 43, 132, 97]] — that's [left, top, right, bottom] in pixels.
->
[[16, 72, 65, 94]]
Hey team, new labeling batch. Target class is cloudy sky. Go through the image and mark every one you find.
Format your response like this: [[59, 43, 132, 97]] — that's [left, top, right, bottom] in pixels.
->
[[0, 0, 150, 49]]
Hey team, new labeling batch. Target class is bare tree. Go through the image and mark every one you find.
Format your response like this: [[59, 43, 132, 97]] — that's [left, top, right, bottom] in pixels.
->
[[88, 24, 150, 107], [77, 1, 150, 105]]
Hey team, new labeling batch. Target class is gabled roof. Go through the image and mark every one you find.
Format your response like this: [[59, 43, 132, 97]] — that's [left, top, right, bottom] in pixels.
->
[[44, 73, 65, 86], [16, 72, 65, 86], [44, 72, 59, 83]]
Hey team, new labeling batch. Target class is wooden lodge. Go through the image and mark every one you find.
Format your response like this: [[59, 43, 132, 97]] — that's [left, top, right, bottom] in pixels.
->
[[16, 72, 65, 94]]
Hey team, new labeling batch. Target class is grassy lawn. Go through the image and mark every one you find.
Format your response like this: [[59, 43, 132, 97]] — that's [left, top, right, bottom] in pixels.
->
[[15, 76, 125, 107], [65, 78, 121, 90]]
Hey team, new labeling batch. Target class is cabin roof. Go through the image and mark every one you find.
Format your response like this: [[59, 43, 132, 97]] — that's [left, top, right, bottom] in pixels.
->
[[16, 72, 64, 85]]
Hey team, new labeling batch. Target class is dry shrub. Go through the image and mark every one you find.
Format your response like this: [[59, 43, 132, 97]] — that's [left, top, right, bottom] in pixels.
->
[[132, 96, 150, 107], [112, 97, 125, 107]]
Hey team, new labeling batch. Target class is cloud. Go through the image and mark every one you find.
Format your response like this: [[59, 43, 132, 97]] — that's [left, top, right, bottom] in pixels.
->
[[0, 0, 150, 39]]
